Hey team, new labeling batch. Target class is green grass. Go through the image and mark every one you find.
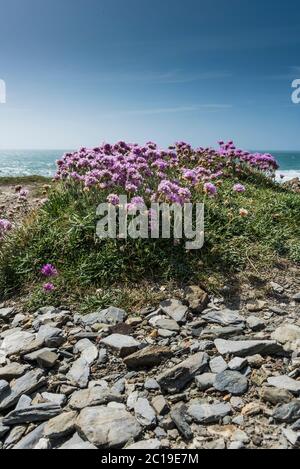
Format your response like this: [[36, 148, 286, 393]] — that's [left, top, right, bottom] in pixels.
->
[[0, 175, 51, 185], [0, 172, 299, 312]]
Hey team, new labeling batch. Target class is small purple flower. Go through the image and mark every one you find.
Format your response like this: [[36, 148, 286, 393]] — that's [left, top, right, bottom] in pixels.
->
[[0, 219, 12, 232], [233, 183, 246, 193], [40, 264, 58, 278], [204, 182, 217, 196], [19, 189, 29, 199], [107, 194, 120, 205], [43, 283, 55, 293]]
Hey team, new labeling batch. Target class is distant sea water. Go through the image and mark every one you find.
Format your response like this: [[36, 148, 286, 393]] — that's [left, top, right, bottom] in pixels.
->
[[0, 149, 299, 181]]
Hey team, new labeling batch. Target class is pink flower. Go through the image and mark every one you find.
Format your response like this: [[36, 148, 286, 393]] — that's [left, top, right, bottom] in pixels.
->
[[19, 189, 29, 199], [204, 182, 217, 196], [43, 283, 55, 292], [40, 264, 58, 277], [233, 183, 246, 193], [107, 194, 120, 205]]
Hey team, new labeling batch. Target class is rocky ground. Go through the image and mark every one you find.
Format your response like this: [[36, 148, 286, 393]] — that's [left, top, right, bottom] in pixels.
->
[[0, 281, 300, 450]]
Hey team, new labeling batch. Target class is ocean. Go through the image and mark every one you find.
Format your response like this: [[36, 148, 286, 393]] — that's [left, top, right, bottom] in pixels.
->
[[0, 149, 299, 181]]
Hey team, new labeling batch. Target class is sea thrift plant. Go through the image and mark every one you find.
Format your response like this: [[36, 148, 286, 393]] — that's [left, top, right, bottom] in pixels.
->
[[55, 141, 278, 208], [43, 283, 55, 292], [40, 264, 58, 277]]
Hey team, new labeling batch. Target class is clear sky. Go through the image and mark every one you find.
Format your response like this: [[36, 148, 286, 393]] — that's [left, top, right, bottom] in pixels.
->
[[0, 0, 300, 150]]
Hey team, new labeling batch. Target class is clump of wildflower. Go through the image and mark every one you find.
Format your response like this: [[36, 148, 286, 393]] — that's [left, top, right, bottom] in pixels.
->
[[107, 194, 120, 206], [233, 183, 246, 193], [0, 219, 12, 232], [43, 283, 55, 293], [40, 264, 58, 277], [204, 182, 217, 196]]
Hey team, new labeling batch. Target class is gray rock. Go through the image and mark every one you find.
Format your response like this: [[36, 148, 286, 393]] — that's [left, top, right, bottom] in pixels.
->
[[134, 398, 157, 428], [202, 309, 245, 327], [0, 379, 9, 398], [124, 345, 171, 368], [214, 371, 248, 395], [127, 391, 139, 410], [270, 281, 284, 294], [0, 330, 36, 356], [154, 318, 180, 332], [157, 352, 209, 393], [151, 395, 170, 416], [214, 339, 283, 357], [34, 438, 50, 450], [195, 373, 216, 391], [158, 329, 176, 338], [260, 387, 293, 405], [75, 406, 142, 448], [228, 441, 245, 450], [126, 439, 161, 449], [282, 428, 300, 447], [101, 334, 140, 358], [37, 325, 64, 347], [0, 363, 28, 381], [13, 423, 47, 449], [69, 386, 123, 410], [58, 432, 97, 450], [200, 325, 245, 339], [3, 425, 26, 448], [170, 407, 193, 440], [291, 420, 300, 431], [0, 369, 45, 411], [190, 340, 214, 352], [228, 357, 248, 371], [160, 299, 188, 323], [66, 358, 90, 388], [0, 420, 9, 438], [272, 324, 300, 351], [187, 402, 232, 424], [37, 350, 59, 369], [3, 403, 61, 426], [246, 316, 265, 332], [144, 378, 160, 390], [292, 293, 300, 302], [80, 307, 127, 326], [98, 348, 108, 364], [16, 395, 32, 410], [0, 307, 16, 320], [268, 376, 300, 394], [74, 339, 98, 364], [273, 401, 300, 423], [41, 392, 66, 407], [210, 356, 227, 374], [44, 411, 77, 440]]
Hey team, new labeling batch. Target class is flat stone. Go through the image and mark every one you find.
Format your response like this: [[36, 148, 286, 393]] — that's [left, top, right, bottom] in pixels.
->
[[246, 316, 265, 332], [44, 411, 77, 440], [144, 378, 160, 390], [0, 363, 28, 381], [0, 420, 9, 438], [3, 403, 61, 426], [101, 334, 140, 358], [170, 407, 193, 440], [154, 318, 180, 332], [16, 395, 32, 410], [151, 395, 170, 416], [69, 386, 123, 410], [214, 371, 248, 395], [215, 339, 283, 357], [0, 331, 36, 356], [273, 401, 300, 423], [123, 345, 171, 368], [158, 329, 176, 338], [58, 432, 97, 449], [202, 310, 245, 327], [37, 324, 64, 347], [126, 439, 161, 449], [156, 352, 209, 393], [270, 282, 284, 294], [272, 324, 300, 352], [134, 398, 157, 428], [0, 369, 45, 411], [13, 423, 46, 449], [260, 387, 293, 405], [0, 379, 10, 398], [74, 339, 98, 364], [282, 428, 300, 447], [160, 299, 188, 323], [200, 325, 245, 339], [41, 392, 67, 406], [195, 373, 216, 391], [267, 376, 300, 394], [187, 402, 232, 424], [75, 406, 142, 448], [66, 358, 90, 388], [210, 356, 228, 374], [0, 307, 16, 320], [80, 307, 127, 327], [37, 350, 59, 369], [228, 357, 248, 371], [24, 347, 54, 363]]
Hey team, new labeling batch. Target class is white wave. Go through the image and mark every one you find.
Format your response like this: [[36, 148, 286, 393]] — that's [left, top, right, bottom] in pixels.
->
[[276, 170, 300, 182]]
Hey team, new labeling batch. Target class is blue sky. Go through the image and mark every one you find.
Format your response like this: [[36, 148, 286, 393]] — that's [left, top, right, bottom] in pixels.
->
[[0, 0, 300, 150]]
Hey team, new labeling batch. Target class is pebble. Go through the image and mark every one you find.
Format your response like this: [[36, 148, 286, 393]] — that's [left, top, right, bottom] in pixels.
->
[[214, 371, 248, 396]]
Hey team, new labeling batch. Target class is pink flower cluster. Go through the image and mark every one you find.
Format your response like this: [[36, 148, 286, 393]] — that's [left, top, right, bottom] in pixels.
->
[[0, 219, 12, 240], [40, 263, 58, 293], [55, 141, 279, 205]]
